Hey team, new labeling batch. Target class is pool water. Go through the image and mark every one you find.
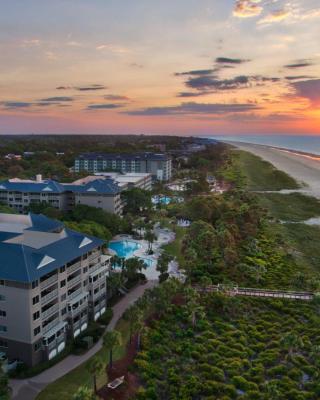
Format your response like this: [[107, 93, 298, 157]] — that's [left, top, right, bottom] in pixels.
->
[[152, 195, 172, 205], [109, 240, 141, 258]]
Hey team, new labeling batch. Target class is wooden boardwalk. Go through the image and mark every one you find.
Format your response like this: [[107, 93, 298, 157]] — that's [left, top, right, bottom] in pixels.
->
[[194, 285, 314, 301]]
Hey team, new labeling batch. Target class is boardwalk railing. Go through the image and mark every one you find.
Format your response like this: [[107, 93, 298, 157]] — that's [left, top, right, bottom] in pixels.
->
[[193, 285, 314, 301]]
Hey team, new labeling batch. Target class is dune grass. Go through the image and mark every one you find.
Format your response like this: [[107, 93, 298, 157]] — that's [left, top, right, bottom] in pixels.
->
[[233, 150, 300, 191], [257, 192, 320, 222]]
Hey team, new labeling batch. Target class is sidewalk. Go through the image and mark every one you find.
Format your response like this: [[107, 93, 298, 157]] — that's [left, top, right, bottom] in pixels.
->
[[10, 280, 157, 400]]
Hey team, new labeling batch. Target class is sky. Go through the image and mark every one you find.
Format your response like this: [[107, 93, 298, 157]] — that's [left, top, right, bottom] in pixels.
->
[[0, 0, 320, 136]]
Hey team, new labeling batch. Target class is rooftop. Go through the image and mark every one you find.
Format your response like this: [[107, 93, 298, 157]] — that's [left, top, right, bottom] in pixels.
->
[[0, 213, 104, 283], [76, 152, 171, 161]]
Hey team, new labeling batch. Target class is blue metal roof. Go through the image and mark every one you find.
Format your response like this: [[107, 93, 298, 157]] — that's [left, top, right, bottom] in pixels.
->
[[0, 179, 66, 193], [76, 152, 171, 161], [0, 213, 104, 283], [0, 178, 121, 195]]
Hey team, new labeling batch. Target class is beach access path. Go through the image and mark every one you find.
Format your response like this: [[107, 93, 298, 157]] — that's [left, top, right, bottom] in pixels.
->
[[10, 280, 157, 400], [228, 141, 320, 199]]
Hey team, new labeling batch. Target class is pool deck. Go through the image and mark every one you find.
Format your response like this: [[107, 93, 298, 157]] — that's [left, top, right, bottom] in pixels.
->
[[109, 227, 176, 280]]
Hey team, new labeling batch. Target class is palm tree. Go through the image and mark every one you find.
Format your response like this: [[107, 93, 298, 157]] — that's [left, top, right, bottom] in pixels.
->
[[132, 310, 144, 350], [264, 381, 280, 400], [103, 330, 122, 369], [124, 306, 139, 344], [73, 385, 96, 400], [144, 230, 156, 253], [86, 357, 105, 394], [184, 286, 204, 327]]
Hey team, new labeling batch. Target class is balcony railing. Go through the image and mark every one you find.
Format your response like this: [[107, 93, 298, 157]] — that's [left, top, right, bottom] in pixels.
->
[[40, 274, 58, 289], [42, 303, 59, 319], [42, 317, 60, 335], [67, 274, 82, 288], [68, 288, 82, 301], [67, 261, 81, 275], [41, 289, 59, 305]]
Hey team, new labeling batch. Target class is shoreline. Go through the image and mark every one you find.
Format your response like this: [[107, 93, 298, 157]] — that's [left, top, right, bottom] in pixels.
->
[[222, 140, 320, 199]]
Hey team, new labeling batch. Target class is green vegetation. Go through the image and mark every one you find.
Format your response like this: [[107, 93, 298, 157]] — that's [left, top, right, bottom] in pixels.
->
[[162, 226, 186, 266], [257, 192, 320, 222], [36, 320, 130, 400], [135, 293, 320, 400], [222, 150, 300, 191]]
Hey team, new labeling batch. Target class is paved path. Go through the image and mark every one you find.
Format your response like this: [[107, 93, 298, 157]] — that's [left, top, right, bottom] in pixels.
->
[[10, 280, 157, 400]]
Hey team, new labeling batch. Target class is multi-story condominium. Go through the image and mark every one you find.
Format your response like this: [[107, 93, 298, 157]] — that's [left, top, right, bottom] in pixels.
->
[[0, 212, 110, 367], [74, 152, 172, 181], [0, 173, 153, 215], [0, 175, 123, 215]]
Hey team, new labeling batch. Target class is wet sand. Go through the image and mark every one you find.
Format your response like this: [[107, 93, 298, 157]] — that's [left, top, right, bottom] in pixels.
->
[[226, 141, 320, 199]]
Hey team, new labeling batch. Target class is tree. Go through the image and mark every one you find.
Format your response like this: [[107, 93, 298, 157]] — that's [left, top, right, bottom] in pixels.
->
[[132, 309, 145, 350], [124, 257, 147, 281], [122, 188, 152, 214], [86, 357, 105, 394], [145, 230, 156, 253], [157, 253, 173, 280], [124, 306, 140, 344], [184, 287, 205, 328], [0, 363, 9, 400], [103, 330, 122, 369], [73, 386, 96, 400]]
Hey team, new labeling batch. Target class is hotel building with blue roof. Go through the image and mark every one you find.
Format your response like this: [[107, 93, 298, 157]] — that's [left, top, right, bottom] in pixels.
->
[[0, 213, 110, 366]]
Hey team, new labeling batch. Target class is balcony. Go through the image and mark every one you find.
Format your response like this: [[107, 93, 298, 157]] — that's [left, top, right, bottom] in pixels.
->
[[67, 261, 81, 275], [67, 274, 82, 289], [88, 251, 100, 262], [42, 317, 60, 335], [41, 289, 59, 305], [40, 274, 58, 290], [42, 303, 59, 319], [68, 288, 82, 301]]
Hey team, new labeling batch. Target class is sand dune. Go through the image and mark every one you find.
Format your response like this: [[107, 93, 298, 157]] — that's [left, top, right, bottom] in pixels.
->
[[227, 141, 320, 199]]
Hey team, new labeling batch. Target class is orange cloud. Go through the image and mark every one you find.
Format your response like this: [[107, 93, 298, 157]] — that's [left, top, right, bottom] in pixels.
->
[[233, 0, 263, 18], [258, 9, 291, 24]]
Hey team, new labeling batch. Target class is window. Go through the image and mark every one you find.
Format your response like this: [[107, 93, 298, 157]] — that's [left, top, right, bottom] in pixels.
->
[[0, 280, 4, 286], [33, 311, 40, 321], [34, 341, 42, 352], [61, 293, 67, 302], [83, 267, 88, 274], [60, 279, 66, 288], [0, 310, 6, 317], [34, 326, 40, 336], [32, 295, 39, 305], [32, 280, 39, 289], [0, 295, 6, 301], [61, 307, 67, 316], [60, 266, 66, 273], [0, 340, 8, 348], [0, 325, 7, 333]]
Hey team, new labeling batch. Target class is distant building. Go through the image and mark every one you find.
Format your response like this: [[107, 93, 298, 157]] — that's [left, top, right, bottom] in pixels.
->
[[74, 152, 172, 181], [0, 172, 152, 215], [4, 154, 22, 161], [0, 213, 109, 366]]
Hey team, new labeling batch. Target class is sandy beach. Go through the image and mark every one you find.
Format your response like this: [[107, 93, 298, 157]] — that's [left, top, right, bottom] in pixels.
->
[[226, 141, 320, 198]]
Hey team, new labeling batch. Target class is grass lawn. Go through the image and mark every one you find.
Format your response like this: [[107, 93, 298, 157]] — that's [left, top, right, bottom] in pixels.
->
[[36, 319, 130, 400], [233, 150, 300, 191], [257, 192, 320, 222], [162, 226, 186, 267]]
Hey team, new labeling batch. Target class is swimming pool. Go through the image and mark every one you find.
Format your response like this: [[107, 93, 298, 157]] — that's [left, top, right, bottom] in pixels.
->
[[108, 240, 141, 258], [152, 195, 172, 205]]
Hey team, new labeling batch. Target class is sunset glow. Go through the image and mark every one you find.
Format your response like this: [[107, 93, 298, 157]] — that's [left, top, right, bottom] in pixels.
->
[[1, 0, 320, 135]]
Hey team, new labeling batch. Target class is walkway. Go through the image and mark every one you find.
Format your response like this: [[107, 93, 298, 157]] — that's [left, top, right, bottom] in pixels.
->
[[10, 280, 157, 400], [194, 285, 314, 301]]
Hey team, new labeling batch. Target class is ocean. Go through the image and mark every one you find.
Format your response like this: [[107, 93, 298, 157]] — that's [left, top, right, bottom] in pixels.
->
[[205, 135, 320, 156]]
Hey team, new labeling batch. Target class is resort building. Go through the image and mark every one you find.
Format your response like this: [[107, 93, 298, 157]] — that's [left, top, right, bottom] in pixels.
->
[[74, 152, 172, 181], [0, 175, 123, 215], [0, 172, 152, 216], [0, 213, 110, 366]]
